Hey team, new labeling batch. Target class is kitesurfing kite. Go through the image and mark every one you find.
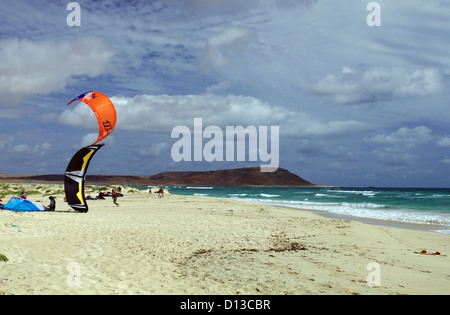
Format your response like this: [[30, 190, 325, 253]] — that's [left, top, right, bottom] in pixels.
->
[[65, 144, 104, 213], [67, 91, 117, 145], [65, 91, 116, 212]]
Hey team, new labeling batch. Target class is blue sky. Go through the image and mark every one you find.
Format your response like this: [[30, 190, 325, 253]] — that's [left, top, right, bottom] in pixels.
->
[[1, 0, 450, 187]]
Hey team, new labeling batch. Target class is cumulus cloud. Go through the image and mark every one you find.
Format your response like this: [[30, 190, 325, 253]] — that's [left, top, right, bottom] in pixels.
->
[[199, 26, 259, 70], [436, 136, 450, 147], [136, 143, 169, 158], [0, 37, 114, 106], [60, 94, 288, 133], [313, 66, 444, 104], [178, 0, 258, 17], [441, 159, 450, 165], [205, 80, 232, 94], [58, 93, 366, 139], [373, 150, 419, 167], [73, 133, 115, 149], [12, 142, 51, 156], [79, 133, 100, 148], [178, 0, 318, 17], [58, 102, 99, 129], [301, 120, 367, 138], [366, 126, 434, 148]]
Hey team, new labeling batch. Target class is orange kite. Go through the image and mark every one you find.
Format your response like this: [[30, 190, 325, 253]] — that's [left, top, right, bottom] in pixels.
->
[[68, 91, 117, 145]]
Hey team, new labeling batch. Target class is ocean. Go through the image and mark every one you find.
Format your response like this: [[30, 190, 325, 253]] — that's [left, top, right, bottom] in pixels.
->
[[155, 186, 450, 235]]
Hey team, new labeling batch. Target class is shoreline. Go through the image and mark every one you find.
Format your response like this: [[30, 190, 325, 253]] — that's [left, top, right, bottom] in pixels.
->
[[205, 196, 450, 235], [1, 183, 449, 295], [2, 182, 450, 234], [278, 206, 450, 234]]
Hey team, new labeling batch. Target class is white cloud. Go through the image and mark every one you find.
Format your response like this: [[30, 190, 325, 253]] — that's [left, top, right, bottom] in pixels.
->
[[60, 94, 287, 133], [41, 142, 51, 151], [79, 133, 99, 148], [58, 93, 366, 139], [12, 142, 50, 156], [178, 0, 259, 18], [313, 66, 444, 104], [366, 126, 434, 148], [137, 143, 169, 158], [374, 150, 419, 167], [178, 0, 318, 18], [12, 144, 28, 153], [0, 132, 14, 148], [76, 133, 115, 148], [0, 37, 114, 106], [58, 102, 98, 129], [436, 136, 450, 147], [199, 27, 259, 70], [2, 0, 450, 186], [301, 120, 367, 138], [205, 80, 232, 94]]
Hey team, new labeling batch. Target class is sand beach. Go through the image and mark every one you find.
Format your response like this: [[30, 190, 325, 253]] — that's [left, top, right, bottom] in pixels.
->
[[0, 183, 449, 295]]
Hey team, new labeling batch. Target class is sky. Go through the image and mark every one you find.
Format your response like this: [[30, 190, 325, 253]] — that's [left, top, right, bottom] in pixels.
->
[[1, 0, 450, 187]]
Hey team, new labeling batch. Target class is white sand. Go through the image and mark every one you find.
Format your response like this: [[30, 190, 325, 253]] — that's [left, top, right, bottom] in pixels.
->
[[0, 184, 449, 295]]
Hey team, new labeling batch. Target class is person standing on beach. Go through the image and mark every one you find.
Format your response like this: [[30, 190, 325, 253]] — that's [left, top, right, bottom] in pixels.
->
[[112, 189, 120, 207]]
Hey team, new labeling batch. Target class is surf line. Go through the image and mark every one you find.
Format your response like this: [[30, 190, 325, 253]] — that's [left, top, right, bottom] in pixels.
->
[[171, 118, 279, 172]]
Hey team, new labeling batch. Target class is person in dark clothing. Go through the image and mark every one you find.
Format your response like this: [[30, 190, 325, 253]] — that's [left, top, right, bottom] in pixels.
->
[[46, 196, 56, 211]]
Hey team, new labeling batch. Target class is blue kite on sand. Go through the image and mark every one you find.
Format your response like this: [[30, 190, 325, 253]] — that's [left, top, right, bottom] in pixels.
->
[[0, 196, 46, 212]]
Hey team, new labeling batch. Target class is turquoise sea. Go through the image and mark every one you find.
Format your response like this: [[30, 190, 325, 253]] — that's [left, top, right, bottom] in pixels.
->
[[148, 186, 450, 234]]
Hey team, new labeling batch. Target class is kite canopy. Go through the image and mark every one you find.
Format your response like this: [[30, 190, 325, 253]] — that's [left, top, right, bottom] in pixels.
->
[[0, 196, 46, 212], [68, 91, 117, 145], [64, 144, 104, 213]]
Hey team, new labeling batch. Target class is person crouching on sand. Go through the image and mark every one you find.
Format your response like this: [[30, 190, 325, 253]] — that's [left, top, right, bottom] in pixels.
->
[[112, 189, 120, 207], [46, 196, 56, 211]]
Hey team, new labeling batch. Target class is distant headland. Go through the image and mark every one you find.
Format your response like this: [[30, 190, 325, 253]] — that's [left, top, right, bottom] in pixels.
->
[[0, 168, 318, 187]]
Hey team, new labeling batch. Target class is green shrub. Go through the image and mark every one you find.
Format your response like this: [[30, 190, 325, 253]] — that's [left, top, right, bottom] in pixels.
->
[[0, 254, 8, 262]]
